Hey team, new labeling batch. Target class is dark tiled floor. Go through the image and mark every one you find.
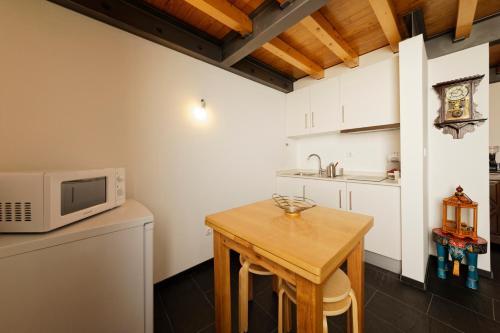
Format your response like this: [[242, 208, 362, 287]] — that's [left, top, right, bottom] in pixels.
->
[[155, 245, 500, 333]]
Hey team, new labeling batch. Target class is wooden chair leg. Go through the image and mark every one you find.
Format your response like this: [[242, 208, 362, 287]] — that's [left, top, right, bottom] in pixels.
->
[[284, 295, 292, 333], [239, 261, 250, 333], [349, 290, 359, 333], [278, 289, 285, 333], [272, 275, 279, 294], [323, 315, 328, 333], [248, 273, 254, 301]]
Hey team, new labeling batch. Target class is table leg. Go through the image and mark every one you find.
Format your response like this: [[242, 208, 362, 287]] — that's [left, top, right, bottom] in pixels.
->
[[436, 243, 448, 279], [348, 239, 364, 333], [296, 276, 322, 333], [214, 231, 231, 333], [466, 252, 479, 290]]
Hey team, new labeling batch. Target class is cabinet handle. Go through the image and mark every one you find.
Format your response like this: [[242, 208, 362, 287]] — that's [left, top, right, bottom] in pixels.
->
[[302, 185, 306, 199], [349, 191, 352, 211], [312, 112, 315, 127], [342, 105, 345, 123], [305, 113, 308, 129], [339, 189, 342, 208]]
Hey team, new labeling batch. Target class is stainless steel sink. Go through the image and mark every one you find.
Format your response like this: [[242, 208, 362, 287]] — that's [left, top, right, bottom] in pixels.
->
[[293, 172, 319, 177]]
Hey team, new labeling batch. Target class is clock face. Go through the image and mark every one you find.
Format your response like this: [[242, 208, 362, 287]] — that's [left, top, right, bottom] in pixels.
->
[[446, 85, 469, 101], [443, 83, 471, 121]]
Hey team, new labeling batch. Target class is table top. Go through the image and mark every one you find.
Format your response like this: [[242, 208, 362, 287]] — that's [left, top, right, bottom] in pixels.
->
[[432, 228, 487, 253], [206, 200, 373, 283]]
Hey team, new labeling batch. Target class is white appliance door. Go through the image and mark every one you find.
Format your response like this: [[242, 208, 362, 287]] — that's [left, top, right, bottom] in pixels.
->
[[0, 226, 146, 333]]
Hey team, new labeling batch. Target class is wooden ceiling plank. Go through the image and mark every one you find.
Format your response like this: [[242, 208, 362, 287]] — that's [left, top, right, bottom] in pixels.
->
[[183, 0, 252, 35], [262, 37, 324, 79], [367, 0, 401, 52], [300, 12, 358, 68], [455, 0, 478, 41]]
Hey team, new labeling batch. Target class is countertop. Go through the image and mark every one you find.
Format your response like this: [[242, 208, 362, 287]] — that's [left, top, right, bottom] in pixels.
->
[[0, 199, 154, 259], [277, 169, 400, 187]]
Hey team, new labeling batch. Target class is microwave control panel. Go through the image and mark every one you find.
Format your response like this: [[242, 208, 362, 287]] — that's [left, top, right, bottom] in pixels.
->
[[115, 168, 126, 205]]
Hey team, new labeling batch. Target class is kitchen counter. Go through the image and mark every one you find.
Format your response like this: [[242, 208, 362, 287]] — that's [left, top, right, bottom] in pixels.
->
[[277, 169, 400, 187]]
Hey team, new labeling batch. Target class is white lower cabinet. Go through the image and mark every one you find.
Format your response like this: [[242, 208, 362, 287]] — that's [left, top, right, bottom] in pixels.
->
[[276, 177, 344, 209], [276, 177, 401, 260], [346, 182, 401, 260]]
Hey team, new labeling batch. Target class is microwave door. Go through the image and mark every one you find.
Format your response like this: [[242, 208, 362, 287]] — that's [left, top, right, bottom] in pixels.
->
[[61, 177, 107, 216]]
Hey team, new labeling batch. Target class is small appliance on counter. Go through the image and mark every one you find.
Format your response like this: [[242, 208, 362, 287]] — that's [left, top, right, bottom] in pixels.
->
[[0, 168, 125, 233], [489, 146, 499, 172]]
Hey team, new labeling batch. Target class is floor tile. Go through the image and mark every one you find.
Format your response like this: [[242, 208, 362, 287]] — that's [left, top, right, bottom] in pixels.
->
[[429, 294, 500, 333], [495, 299, 500, 322], [154, 288, 173, 333], [365, 310, 403, 333], [158, 277, 215, 333], [427, 272, 494, 319], [365, 263, 431, 312], [191, 260, 214, 293], [366, 291, 434, 332]]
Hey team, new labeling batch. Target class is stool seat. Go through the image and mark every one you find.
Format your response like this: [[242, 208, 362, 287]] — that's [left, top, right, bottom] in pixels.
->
[[285, 269, 351, 303], [279, 268, 358, 333], [239, 255, 273, 276]]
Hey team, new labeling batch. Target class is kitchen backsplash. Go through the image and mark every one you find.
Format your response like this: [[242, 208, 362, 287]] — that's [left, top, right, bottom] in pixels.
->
[[285, 129, 400, 174]]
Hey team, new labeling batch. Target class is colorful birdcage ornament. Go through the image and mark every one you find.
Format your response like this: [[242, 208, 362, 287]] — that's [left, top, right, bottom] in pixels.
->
[[441, 186, 478, 240]]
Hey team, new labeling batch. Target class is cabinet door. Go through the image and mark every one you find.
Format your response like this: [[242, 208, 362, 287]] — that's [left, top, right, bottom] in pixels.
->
[[286, 88, 310, 137], [346, 183, 401, 260], [310, 77, 341, 134], [340, 58, 399, 130], [305, 179, 346, 210], [276, 177, 305, 198]]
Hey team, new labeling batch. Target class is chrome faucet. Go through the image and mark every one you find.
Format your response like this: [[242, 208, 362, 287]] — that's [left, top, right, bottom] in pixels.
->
[[307, 154, 323, 175]]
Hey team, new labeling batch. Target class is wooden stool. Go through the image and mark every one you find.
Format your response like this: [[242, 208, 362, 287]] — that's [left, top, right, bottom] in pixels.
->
[[239, 255, 274, 333], [278, 269, 358, 333]]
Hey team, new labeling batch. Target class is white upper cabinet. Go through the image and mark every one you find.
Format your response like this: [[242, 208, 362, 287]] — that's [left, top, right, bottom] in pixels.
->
[[285, 77, 341, 137], [340, 57, 399, 130], [285, 88, 310, 137], [310, 77, 341, 134], [285, 57, 399, 137]]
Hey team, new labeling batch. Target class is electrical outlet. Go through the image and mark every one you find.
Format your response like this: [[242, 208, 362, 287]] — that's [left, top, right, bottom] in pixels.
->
[[205, 227, 213, 236]]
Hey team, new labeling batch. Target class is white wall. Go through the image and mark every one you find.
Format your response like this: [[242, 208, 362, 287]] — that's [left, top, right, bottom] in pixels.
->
[[0, 0, 286, 282], [289, 48, 400, 174], [427, 44, 490, 271], [399, 35, 428, 283], [491, 82, 500, 147], [293, 130, 400, 173]]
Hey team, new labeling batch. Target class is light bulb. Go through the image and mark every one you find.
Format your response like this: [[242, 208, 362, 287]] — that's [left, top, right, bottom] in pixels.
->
[[192, 99, 208, 122]]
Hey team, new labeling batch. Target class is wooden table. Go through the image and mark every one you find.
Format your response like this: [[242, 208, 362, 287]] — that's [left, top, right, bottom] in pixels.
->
[[205, 200, 373, 333]]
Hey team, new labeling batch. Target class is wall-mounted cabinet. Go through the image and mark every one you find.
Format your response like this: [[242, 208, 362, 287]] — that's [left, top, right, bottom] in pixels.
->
[[285, 57, 399, 137], [340, 58, 399, 130], [276, 176, 401, 261], [285, 77, 341, 137]]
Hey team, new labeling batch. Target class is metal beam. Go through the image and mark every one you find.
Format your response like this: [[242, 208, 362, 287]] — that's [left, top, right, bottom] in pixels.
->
[[403, 9, 426, 39], [491, 67, 500, 84], [221, 0, 330, 67], [48, 0, 294, 92], [425, 14, 500, 59]]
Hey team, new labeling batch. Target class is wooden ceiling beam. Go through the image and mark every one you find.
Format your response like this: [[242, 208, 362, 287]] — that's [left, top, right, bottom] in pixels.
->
[[262, 37, 324, 79], [455, 0, 478, 41], [183, 0, 252, 36], [368, 0, 401, 52], [300, 12, 358, 68], [222, 0, 329, 66]]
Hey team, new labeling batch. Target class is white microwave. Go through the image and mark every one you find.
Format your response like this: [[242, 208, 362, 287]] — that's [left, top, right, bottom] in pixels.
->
[[0, 168, 125, 233]]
